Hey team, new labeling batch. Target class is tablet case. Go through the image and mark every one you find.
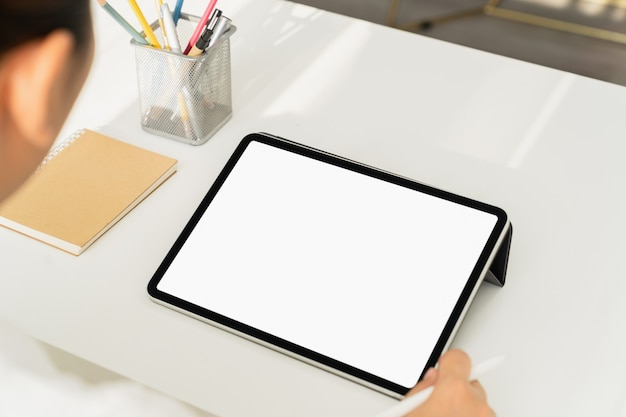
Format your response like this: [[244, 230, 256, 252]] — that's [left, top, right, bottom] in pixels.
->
[[148, 132, 513, 397], [484, 225, 513, 286]]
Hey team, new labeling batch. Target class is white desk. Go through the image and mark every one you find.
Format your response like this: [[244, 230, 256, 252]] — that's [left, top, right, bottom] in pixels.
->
[[2, 1, 626, 416]]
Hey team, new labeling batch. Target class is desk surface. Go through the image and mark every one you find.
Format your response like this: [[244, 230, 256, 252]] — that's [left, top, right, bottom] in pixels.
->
[[2, 1, 626, 416]]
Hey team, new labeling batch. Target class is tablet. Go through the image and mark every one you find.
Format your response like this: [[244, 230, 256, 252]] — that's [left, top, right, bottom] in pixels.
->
[[148, 132, 511, 397]]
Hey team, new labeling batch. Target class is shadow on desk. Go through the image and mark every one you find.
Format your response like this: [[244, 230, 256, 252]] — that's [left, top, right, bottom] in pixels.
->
[[0, 321, 215, 417]]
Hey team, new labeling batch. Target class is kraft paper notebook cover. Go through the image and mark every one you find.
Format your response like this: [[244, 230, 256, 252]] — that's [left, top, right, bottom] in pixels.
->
[[0, 129, 177, 255]]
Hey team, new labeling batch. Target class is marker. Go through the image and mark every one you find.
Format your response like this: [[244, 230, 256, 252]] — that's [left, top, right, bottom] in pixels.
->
[[127, 0, 162, 48], [206, 8, 223, 34], [372, 356, 504, 417], [96, 0, 149, 45], [173, 0, 184, 24], [207, 15, 231, 48], [183, 0, 218, 54], [161, 4, 182, 53]]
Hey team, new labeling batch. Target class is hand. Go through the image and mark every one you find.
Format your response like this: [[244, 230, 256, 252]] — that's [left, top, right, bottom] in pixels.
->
[[405, 349, 494, 417]]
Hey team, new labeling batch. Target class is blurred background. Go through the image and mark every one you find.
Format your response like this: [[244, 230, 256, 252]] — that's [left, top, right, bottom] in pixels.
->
[[291, 0, 626, 86]]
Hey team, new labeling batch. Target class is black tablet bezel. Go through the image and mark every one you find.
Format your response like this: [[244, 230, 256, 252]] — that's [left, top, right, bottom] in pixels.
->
[[148, 132, 510, 397]]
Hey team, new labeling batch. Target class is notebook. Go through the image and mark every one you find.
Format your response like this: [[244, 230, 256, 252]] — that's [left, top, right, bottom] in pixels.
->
[[0, 129, 177, 255]]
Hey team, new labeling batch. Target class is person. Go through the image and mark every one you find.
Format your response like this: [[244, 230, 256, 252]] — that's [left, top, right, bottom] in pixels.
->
[[0, 0, 93, 203], [406, 350, 494, 417], [0, 1, 494, 416]]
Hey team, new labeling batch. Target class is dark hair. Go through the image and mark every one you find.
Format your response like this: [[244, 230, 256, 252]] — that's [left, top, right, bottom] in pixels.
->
[[0, 0, 91, 57]]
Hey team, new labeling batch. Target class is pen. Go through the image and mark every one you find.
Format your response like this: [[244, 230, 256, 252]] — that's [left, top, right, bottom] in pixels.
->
[[173, 0, 184, 24], [372, 356, 504, 417], [127, 0, 162, 48], [207, 15, 231, 48], [96, 0, 149, 45], [161, 4, 181, 53], [187, 9, 221, 57], [183, 0, 218, 54]]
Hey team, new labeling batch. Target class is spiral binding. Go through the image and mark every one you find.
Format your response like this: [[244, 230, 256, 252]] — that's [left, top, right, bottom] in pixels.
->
[[36, 129, 86, 172]]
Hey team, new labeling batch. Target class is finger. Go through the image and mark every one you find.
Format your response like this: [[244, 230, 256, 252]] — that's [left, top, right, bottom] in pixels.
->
[[437, 349, 472, 380], [469, 380, 488, 401], [407, 367, 439, 395]]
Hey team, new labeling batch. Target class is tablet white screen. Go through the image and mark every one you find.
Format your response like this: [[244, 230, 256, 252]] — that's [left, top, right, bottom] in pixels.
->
[[156, 140, 498, 389]]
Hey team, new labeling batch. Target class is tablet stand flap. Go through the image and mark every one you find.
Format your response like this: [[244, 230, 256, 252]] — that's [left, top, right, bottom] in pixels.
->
[[483, 224, 513, 287]]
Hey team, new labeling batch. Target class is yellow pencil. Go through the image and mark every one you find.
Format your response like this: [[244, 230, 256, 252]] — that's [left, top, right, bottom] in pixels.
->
[[155, 0, 170, 50], [127, 0, 162, 48]]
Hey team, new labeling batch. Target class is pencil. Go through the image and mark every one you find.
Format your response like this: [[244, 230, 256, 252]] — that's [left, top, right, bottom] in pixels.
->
[[173, 0, 184, 24], [127, 0, 162, 48], [183, 0, 218, 54], [96, 0, 149, 45], [155, 0, 170, 49]]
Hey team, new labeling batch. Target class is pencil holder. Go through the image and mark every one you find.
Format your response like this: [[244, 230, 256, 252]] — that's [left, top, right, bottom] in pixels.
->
[[132, 15, 235, 145]]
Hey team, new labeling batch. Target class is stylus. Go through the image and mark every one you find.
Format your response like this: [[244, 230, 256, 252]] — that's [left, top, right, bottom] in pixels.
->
[[372, 356, 504, 417]]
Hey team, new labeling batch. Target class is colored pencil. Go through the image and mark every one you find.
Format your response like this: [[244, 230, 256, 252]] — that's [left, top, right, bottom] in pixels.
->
[[127, 0, 162, 47], [183, 0, 218, 54], [96, 0, 149, 44]]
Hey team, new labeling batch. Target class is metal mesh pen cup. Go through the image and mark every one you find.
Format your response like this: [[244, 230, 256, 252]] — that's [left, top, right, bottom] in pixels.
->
[[132, 16, 235, 145]]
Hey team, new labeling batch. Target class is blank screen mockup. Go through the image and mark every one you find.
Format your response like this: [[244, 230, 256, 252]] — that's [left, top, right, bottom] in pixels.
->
[[154, 138, 500, 392]]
